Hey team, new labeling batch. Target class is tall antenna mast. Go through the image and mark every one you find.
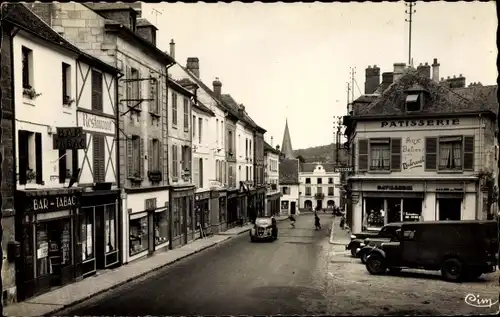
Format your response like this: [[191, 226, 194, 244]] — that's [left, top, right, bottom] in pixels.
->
[[405, 1, 416, 66], [151, 8, 163, 25], [351, 67, 355, 102], [346, 82, 351, 105]]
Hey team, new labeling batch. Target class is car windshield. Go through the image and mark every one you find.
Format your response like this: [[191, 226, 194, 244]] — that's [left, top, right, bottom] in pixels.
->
[[255, 218, 272, 226]]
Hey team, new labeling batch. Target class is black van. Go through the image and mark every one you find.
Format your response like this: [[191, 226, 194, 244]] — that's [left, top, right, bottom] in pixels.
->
[[365, 220, 498, 282]]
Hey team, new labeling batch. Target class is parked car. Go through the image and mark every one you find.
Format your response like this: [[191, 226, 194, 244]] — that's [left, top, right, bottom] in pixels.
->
[[356, 225, 402, 263], [250, 217, 278, 242], [365, 220, 498, 282], [347, 223, 401, 257]]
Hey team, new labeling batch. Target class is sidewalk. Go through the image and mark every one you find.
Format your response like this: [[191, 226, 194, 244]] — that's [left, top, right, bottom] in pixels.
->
[[4, 235, 231, 317], [218, 215, 290, 236], [329, 217, 351, 246]]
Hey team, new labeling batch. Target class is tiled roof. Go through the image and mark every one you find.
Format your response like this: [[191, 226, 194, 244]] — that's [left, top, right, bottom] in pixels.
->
[[300, 163, 336, 173], [279, 159, 299, 184], [220, 94, 256, 128], [3, 4, 119, 74], [264, 141, 280, 155], [353, 68, 498, 118], [137, 18, 157, 30], [193, 100, 215, 116]]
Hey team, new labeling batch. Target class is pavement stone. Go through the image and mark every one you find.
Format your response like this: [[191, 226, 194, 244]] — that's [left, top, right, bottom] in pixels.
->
[[329, 217, 351, 246], [4, 235, 231, 317]]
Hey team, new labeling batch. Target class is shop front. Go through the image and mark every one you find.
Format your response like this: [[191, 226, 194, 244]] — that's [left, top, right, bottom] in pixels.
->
[[169, 185, 195, 249], [247, 190, 256, 220], [255, 187, 266, 216], [266, 192, 281, 216], [78, 189, 120, 278], [15, 188, 81, 301], [226, 189, 239, 229], [195, 190, 211, 238], [213, 190, 226, 232], [238, 191, 248, 223]]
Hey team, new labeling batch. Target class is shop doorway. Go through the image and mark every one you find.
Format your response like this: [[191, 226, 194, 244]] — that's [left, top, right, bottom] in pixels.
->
[[304, 200, 312, 210], [439, 198, 461, 220], [364, 198, 385, 229], [290, 202, 296, 215], [386, 199, 401, 223], [316, 200, 323, 210], [327, 200, 335, 210]]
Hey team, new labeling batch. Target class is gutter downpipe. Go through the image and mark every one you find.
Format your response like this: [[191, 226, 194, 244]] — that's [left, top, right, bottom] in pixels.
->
[[115, 70, 124, 265], [166, 62, 174, 250]]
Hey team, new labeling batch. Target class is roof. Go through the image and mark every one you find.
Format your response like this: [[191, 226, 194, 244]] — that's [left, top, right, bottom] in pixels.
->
[[353, 67, 498, 119], [2, 4, 119, 75], [264, 141, 280, 155], [193, 100, 215, 117], [84, 3, 138, 11], [137, 18, 158, 30], [220, 94, 256, 128], [279, 159, 300, 184], [300, 163, 337, 173], [281, 119, 294, 159], [168, 78, 195, 97]]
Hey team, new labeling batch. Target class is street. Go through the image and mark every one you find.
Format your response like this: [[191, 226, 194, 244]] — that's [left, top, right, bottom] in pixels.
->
[[59, 214, 499, 316]]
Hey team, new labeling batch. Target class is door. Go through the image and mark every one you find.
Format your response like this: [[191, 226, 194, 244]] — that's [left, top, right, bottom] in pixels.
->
[[290, 202, 296, 215], [439, 198, 461, 220], [317, 200, 323, 210]]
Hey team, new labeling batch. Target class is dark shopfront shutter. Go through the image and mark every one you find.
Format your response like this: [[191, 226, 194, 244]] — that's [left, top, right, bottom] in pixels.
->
[[35, 132, 43, 184], [463, 136, 474, 171], [357, 139, 368, 171], [425, 137, 437, 171], [390, 138, 401, 171]]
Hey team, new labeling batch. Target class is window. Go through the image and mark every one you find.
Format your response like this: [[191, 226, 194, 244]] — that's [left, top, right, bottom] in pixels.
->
[[198, 118, 203, 144], [359, 138, 401, 172], [181, 145, 191, 171], [438, 136, 462, 170], [317, 178, 322, 184], [184, 98, 189, 132], [18, 130, 42, 185], [228, 131, 233, 153], [328, 178, 333, 184], [403, 230, 416, 240], [81, 208, 95, 261], [129, 68, 141, 110], [127, 136, 143, 179], [154, 210, 169, 245], [199, 158, 203, 188], [62, 63, 71, 105], [228, 165, 233, 187], [317, 187, 322, 195], [370, 139, 390, 170], [305, 187, 311, 196], [93, 135, 106, 182], [91, 70, 103, 111], [172, 144, 178, 178], [328, 187, 334, 196], [249, 140, 252, 157], [172, 92, 177, 126], [149, 77, 159, 115], [405, 93, 421, 112], [245, 139, 248, 158], [105, 204, 117, 253], [305, 178, 311, 184], [192, 115, 196, 139], [22, 46, 33, 89], [216, 119, 219, 145], [149, 139, 161, 171], [282, 186, 289, 195], [129, 214, 148, 256]]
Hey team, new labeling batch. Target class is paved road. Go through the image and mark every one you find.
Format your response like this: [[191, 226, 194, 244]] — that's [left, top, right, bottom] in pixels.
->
[[59, 214, 499, 316]]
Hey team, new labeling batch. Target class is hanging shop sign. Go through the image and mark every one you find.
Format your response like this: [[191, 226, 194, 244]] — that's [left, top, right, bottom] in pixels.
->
[[377, 185, 413, 191], [53, 127, 87, 150], [145, 198, 157, 212], [380, 118, 460, 128], [333, 167, 354, 173], [77, 111, 116, 136]]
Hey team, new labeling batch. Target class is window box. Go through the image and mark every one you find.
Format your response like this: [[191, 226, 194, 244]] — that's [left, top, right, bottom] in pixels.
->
[[23, 87, 41, 100], [314, 193, 325, 200], [63, 95, 75, 106], [148, 170, 162, 183], [26, 168, 37, 183]]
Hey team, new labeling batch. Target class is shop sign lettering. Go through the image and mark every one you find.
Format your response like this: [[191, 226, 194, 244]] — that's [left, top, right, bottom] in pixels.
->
[[52, 127, 87, 150], [402, 137, 424, 170], [32, 195, 78, 212], [381, 118, 460, 128], [436, 187, 463, 192], [377, 185, 413, 191], [77, 111, 116, 135]]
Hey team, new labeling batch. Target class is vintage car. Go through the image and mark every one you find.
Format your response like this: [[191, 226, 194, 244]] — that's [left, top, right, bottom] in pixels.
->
[[356, 227, 402, 264], [347, 223, 401, 257], [250, 217, 278, 242], [365, 220, 498, 282]]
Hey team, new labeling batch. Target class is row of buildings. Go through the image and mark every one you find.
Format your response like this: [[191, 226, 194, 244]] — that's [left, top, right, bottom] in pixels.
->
[[341, 61, 498, 232], [0, 3, 282, 304]]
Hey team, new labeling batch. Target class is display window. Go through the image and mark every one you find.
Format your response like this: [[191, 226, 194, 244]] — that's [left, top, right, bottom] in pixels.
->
[[154, 210, 169, 245], [129, 214, 148, 256], [36, 219, 71, 278], [173, 198, 181, 237], [186, 197, 193, 231], [364, 198, 385, 228], [403, 198, 422, 221], [36, 224, 49, 277], [219, 197, 226, 222], [81, 208, 95, 261], [203, 201, 210, 229], [195, 204, 202, 229], [105, 204, 117, 254]]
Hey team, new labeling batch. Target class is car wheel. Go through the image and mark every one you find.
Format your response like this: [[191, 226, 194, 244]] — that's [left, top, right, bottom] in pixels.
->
[[441, 258, 463, 282], [366, 254, 387, 275], [361, 252, 369, 264], [351, 248, 358, 257], [388, 267, 402, 274]]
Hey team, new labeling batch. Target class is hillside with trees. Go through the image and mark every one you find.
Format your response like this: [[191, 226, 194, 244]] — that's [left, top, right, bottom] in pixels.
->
[[293, 143, 349, 164]]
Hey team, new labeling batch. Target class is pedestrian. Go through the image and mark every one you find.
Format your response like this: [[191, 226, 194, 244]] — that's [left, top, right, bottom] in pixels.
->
[[314, 209, 321, 230], [289, 213, 296, 228], [340, 215, 345, 230]]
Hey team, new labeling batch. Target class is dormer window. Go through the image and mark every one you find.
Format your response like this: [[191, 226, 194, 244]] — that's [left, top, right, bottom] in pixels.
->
[[130, 14, 136, 32], [405, 93, 421, 112]]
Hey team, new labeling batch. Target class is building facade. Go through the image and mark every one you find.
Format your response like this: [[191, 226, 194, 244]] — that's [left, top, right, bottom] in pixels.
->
[[299, 163, 341, 211], [344, 64, 498, 233], [5, 4, 120, 301], [253, 126, 267, 218], [264, 141, 281, 216], [279, 159, 300, 215]]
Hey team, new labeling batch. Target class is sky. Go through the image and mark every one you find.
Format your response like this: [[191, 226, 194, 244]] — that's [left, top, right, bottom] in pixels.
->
[[141, 2, 497, 150]]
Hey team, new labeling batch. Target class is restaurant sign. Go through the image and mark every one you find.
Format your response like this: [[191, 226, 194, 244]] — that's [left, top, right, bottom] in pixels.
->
[[52, 127, 87, 150], [77, 111, 116, 136]]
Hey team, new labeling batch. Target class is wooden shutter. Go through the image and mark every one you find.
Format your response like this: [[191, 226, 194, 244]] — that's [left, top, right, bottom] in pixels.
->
[[148, 138, 153, 172], [158, 140, 162, 176], [172, 144, 176, 177], [137, 69, 142, 110], [425, 137, 437, 171], [357, 139, 368, 172], [149, 76, 158, 114], [126, 66, 131, 107], [390, 138, 402, 171], [18, 131, 28, 185], [463, 136, 474, 171], [91, 70, 103, 111], [93, 135, 105, 182], [72, 149, 79, 178], [59, 149, 67, 183], [139, 137, 145, 178], [35, 132, 43, 184], [199, 158, 203, 188], [193, 158, 199, 187], [127, 135, 133, 178]]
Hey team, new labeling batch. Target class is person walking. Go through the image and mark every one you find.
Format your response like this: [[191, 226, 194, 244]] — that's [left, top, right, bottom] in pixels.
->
[[314, 208, 321, 230], [289, 213, 296, 228]]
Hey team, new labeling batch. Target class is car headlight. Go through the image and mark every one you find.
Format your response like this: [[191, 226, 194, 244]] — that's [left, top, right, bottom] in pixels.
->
[[351, 235, 356, 239], [359, 243, 365, 247]]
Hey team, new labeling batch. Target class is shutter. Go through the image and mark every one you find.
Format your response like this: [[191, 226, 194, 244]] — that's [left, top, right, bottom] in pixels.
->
[[139, 137, 145, 178], [92, 135, 99, 182], [149, 76, 157, 114], [59, 149, 66, 183], [18, 131, 28, 185], [158, 140, 162, 176], [171, 144, 176, 177], [463, 136, 474, 171], [72, 149, 79, 179], [425, 137, 437, 171], [98, 136, 105, 182], [199, 158, 203, 188], [193, 158, 199, 187], [126, 66, 131, 107], [357, 139, 368, 172], [137, 69, 142, 110], [390, 138, 402, 171], [127, 135, 133, 178], [35, 132, 43, 184], [148, 138, 153, 172]]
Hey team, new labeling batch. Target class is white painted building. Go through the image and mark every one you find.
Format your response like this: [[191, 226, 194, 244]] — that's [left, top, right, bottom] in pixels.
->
[[299, 163, 341, 211], [264, 140, 281, 216], [235, 115, 254, 186], [279, 159, 300, 215]]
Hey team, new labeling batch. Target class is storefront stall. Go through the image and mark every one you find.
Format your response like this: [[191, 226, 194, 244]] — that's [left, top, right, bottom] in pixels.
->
[[247, 190, 256, 220], [195, 190, 211, 238], [226, 189, 239, 229], [266, 192, 281, 216], [79, 189, 120, 278], [256, 187, 266, 216], [169, 186, 195, 249], [214, 190, 226, 232], [15, 188, 81, 301]]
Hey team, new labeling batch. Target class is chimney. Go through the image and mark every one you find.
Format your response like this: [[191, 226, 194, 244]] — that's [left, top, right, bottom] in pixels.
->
[[393, 63, 406, 82], [271, 136, 274, 147], [186, 57, 199, 78], [213, 77, 222, 97], [380, 72, 394, 92], [456, 74, 466, 88], [364, 65, 380, 94], [432, 58, 440, 81], [416, 62, 431, 78], [169, 39, 175, 59], [276, 145, 280, 151]]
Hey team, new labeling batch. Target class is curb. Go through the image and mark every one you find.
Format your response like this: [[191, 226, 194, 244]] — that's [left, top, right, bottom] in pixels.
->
[[40, 236, 232, 317]]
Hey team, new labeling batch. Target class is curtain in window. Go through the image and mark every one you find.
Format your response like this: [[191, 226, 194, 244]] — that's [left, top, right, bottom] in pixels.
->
[[439, 142, 452, 168], [452, 142, 462, 168]]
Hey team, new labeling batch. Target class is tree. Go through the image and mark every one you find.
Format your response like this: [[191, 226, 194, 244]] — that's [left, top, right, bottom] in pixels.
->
[[296, 155, 305, 163]]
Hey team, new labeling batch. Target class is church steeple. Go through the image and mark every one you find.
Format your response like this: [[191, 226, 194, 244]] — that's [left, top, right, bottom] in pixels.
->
[[281, 118, 294, 159]]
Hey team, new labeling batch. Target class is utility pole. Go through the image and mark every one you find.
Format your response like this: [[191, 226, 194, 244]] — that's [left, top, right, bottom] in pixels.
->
[[405, 1, 416, 66]]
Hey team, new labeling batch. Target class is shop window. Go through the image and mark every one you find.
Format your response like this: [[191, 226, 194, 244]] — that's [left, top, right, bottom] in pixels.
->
[[36, 223, 49, 277], [328, 187, 334, 196], [81, 208, 94, 261], [173, 198, 181, 237], [328, 178, 333, 184], [438, 198, 461, 220], [195, 203, 201, 229], [105, 205, 117, 253], [370, 139, 390, 170], [219, 197, 226, 222], [363, 198, 385, 229], [305, 186, 311, 196], [386, 198, 401, 223], [403, 198, 422, 221], [129, 215, 148, 256], [18, 130, 43, 185], [154, 210, 169, 245], [204, 201, 210, 229], [36, 219, 71, 279], [186, 197, 193, 231]]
